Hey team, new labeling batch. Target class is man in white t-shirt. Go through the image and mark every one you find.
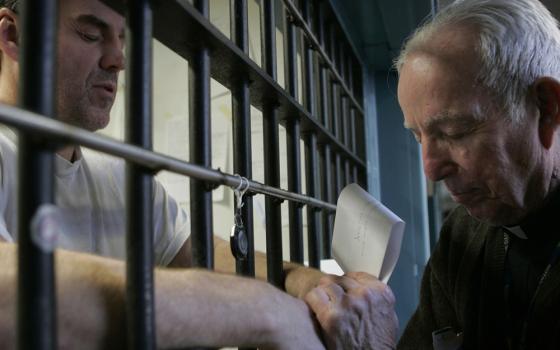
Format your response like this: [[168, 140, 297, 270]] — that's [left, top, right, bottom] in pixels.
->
[[0, 0, 398, 348], [0, 127, 188, 266]]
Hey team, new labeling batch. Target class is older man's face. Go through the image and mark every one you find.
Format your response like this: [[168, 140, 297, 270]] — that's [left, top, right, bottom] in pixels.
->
[[397, 29, 547, 225]]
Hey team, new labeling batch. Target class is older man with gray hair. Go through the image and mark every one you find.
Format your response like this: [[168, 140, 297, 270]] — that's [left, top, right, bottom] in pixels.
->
[[391, 0, 560, 348]]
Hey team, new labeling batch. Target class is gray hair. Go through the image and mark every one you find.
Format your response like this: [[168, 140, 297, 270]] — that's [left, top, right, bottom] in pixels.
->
[[395, 0, 560, 123]]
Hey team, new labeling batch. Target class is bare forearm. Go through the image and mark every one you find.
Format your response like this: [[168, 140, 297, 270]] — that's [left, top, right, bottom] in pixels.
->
[[0, 242, 126, 349], [0, 242, 321, 349], [213, 237, 324, 298], [155, 269, 314, 348]]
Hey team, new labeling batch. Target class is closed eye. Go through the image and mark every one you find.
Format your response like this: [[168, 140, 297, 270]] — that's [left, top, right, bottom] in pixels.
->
[[78, 31, 101, 43]]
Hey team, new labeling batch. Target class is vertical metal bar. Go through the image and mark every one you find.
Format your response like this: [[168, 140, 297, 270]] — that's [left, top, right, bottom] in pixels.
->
[[329, 24, 337, 71], [318, 67, 329, 128], [350, 107, 357, 153], [353, 164, 359, 186], [190, 0, 214, 269], [17, 1, 57, 349], [345, 159, 351, 186], [331, 82, 340, 140], [231, 0, 256, 279], [321, 144, 334, 258], [125, 2, 156, 349], [285, 10, 304, 263], [316, 1, 328, 129], [302, 0, 321, 266], [301, 1, 315, 114], [305, 133, 321, 267], [341, 95, 349, 146], [261, 0, 284, 287], [335, 152, 343, 196], [339, 44, 347, 84], [315, 0, 326, 49], [302, 0, 312, 26], [348, 56, 354, 96]]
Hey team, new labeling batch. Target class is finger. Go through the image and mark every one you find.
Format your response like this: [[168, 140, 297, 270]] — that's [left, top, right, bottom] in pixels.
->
[[317, 274, 338, 286], [345, 271, 387, 290], [330, 275, 362, 292], [321, 281, 345, 304], [304, 286, 331, 313]]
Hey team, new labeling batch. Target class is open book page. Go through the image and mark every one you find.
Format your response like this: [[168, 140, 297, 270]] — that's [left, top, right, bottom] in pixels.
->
[[332, 184, 405, 283]]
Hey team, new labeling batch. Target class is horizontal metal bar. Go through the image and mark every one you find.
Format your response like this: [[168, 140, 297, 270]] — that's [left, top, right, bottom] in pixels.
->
[[101, 0, 365, 169], [0, 104, 337, 212], [282, 0, 363, 115]]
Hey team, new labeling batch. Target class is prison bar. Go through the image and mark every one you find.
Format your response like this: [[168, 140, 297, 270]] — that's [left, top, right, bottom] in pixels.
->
[[261, 0, 285, 286], [231, 0, 256, 279], [301, 0, 321, 267], [17, 1, 58, 349], [321, 144, 334, 258], [341, 95, 349, 147], [285, 9, 305, 264], [189, 0, 214, 269], [350, 107, 357, 153], [103, 0, 365, 169], [335, 153, 343, 195], [305, 133, 321, 267], [345, 159, 352, 187], [124, 1, 156, 348], [316, 0, 334, 258], [0, 105, 337, 214], [281, 0, 362, 115], [331, 82, 341, 143], [13, 0, 367, 347]]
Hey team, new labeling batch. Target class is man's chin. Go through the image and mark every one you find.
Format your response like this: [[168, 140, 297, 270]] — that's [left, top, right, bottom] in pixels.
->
[[66, 113, 110, 132], [464, 205, 522, 226]]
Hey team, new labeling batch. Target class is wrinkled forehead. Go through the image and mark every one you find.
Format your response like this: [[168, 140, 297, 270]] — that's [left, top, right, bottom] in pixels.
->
[[59, 0, 125, 32], [397, 49, 495, 131]]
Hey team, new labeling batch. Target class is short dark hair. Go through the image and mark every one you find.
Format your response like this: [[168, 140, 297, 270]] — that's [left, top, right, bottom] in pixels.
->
[[0, 0, 18, 12]]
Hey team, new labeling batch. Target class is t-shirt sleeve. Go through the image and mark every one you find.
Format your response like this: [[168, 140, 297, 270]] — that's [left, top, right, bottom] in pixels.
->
[[0, 132, 15, 243], [152, 179, 190, 266], [0, 220, 13, 242]]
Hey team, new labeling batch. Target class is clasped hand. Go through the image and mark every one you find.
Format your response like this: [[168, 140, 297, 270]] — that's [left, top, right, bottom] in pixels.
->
[[305, 272, 398, 350]]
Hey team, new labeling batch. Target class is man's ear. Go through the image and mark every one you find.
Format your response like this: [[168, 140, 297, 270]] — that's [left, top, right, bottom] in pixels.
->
[[533, 77, 560, 149], [0, 7, 19, 62]]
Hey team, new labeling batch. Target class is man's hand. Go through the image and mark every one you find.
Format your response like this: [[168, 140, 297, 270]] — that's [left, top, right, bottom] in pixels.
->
[[304, 272, 398, 350]]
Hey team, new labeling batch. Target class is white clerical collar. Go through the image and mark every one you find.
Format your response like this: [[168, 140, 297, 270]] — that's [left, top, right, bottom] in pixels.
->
[[504, 226, 528, 240]]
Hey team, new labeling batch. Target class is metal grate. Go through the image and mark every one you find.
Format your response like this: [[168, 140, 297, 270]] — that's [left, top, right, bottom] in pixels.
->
[[9, 0, 366, 348]]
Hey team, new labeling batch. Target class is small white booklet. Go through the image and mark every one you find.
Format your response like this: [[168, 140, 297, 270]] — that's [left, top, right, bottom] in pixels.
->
[[332, 183, 405, 283]]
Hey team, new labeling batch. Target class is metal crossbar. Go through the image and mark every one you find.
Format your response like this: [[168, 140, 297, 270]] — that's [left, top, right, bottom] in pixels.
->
[[15, 0, 366, 348]]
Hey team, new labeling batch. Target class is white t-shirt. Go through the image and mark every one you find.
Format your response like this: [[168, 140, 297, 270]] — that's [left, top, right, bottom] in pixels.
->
[[0, 128, 189, 266]]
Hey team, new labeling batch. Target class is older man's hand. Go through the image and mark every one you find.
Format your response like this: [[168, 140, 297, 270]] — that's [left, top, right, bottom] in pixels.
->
[[304, 272, 398, 350]]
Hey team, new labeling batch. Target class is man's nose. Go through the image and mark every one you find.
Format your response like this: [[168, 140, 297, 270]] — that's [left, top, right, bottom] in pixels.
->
[[422, 138, 456, 181], [100, 40, 125, 72]]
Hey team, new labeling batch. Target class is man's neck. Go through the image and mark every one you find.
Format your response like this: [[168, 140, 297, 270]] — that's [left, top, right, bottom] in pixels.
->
[[57, 146, 78, 162]]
